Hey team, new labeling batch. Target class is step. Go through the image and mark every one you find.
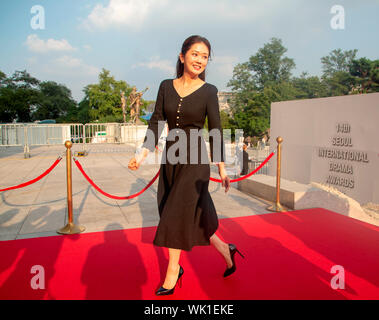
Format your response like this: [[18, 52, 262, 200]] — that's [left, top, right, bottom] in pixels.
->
[[237, 174, 312, 209]]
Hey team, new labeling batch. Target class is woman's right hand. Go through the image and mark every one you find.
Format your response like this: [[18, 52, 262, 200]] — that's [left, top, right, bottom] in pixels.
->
[[128, 148, 149, 170]]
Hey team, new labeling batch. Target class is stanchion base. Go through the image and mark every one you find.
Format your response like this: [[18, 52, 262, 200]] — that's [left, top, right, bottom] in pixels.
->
[[57, 223, 86, 235], [267, 203, 287, 212]]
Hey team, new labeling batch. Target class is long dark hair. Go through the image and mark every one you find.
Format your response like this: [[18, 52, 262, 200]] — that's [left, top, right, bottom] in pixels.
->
[[176, 35, 212, 81]]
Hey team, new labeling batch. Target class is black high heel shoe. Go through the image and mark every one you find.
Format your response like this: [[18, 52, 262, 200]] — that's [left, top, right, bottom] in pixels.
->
[[223, 244, 245, 278], [155, 265, 184, 296]]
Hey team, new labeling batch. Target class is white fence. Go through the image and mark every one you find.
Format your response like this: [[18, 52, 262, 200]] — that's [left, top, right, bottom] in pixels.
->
[[0, 124, 26, 147], [1, 123, 270, 175], [0, 123, 147, 158]]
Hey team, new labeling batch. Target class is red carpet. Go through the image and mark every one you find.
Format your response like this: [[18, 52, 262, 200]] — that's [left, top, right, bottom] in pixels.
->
[[0, 208, 378, 300]]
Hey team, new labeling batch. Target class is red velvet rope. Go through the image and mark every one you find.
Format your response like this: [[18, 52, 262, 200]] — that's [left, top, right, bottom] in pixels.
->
[[0, 150, 274, 198], [0, 157, 62, 192], [74, 158, 160, 200], [210, 151, 275, 183], [74, 151, 274, 200]]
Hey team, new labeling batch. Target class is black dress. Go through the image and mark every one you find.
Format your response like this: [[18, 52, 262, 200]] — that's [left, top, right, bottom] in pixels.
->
[[142, 79, 225, 251]]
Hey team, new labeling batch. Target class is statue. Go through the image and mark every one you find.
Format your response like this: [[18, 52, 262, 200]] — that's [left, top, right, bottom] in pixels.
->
[[121, 91, 127, 123], [128, 86, 148, 124]]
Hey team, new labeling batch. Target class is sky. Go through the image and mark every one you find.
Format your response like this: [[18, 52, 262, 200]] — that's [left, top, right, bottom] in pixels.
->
[[0, 0, 378, 102]]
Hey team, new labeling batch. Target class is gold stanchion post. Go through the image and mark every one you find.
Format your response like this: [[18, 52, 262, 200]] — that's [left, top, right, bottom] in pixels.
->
[[267, 137, 287, 212], [57, 141, 85, 235]]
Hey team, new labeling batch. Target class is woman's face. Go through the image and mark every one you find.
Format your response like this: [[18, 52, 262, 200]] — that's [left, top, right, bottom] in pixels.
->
[[180, 42, 209, 78]]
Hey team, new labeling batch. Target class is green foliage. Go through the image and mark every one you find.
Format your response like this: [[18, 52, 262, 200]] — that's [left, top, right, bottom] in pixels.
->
[[324, 71, 354, 96], [76, 98, 91, 123], [32, 81, 77, 122], [321, 49, 358, 79], [0, 70, 78, 123], [84, 68, 133, 123], [226, 41, 377, 140], [229, 91, 271, 137], [227, 62, 257, 93], [0, 68, 148, 124], [248, 38, 296, 90], [1, 41, 377, 132], [320, 49, 358, 95], [0, 71, 6, 84], [291, 72, 329, 99], [349, 58, 379, 93], [219, 110, 232, 129], [0, 70, 40, 122], [0, 87, 18, 122], [227, 38, 296, 138], [64, 98, 91, 124]]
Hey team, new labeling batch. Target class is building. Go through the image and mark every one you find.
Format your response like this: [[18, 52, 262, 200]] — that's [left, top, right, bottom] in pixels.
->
[[217, 91, 234, 115]]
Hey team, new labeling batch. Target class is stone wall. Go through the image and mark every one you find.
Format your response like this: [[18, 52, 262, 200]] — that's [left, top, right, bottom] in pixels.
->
[[269, 92, 379, 205]]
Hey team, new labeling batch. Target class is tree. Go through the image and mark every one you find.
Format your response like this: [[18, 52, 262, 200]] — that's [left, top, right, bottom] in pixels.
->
[[32, 81, 77, 122], [291, 72, 328, 99], [349, 58, 379, 93], [262, 81, 300, 102], [320, 49, 358, 96], [227, 62, 257, 93], [248, 37, 296, 90], [0, 70, 40, 122], [0, 70, 6, 85], [0, 70, 81, 123], [230, 91, 271, 137], [321, 49, 358, 79], [227, 38, 296, 138], [76, 98, 91, 124], [324, 71, 354, 96], [0, 86, 17, 122], [84, 69, 133, 122], [219, 110, 232, 130]]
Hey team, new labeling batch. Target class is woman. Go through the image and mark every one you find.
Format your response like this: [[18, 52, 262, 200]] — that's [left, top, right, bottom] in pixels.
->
[[128, 35, 244, 296]]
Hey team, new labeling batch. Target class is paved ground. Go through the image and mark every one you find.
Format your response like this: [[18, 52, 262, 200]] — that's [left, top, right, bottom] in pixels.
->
[[0, 144, 277, 241]]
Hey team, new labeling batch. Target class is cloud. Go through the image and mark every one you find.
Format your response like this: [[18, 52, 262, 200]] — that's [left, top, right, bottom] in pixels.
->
[[26, 54, 99, 78], [24, 34, 98, 77], [25, 34, 76, 53], [26, 55, 100, 101], [210, 55, 239, 77], [80, 0, 303, 35], [82, 0, 166, 30], [52, 56, 100, 76], [169, 0, 279, 22], [132, 56, 175, 74]]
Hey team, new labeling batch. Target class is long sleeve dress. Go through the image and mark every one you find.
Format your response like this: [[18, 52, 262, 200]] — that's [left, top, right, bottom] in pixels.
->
[[142, 79, 225, 251]]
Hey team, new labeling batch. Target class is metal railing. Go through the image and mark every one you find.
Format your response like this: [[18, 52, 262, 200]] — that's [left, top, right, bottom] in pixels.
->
[[0, 124, 26, 147], [247, 147, 270, 175], [0, 124, 30, 157], [84, 123, 121, 144], [1, 123, 270, 168], [0, 123, 150, 158], [26, 124, 72, 146], [120, 123, 139, 144]]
